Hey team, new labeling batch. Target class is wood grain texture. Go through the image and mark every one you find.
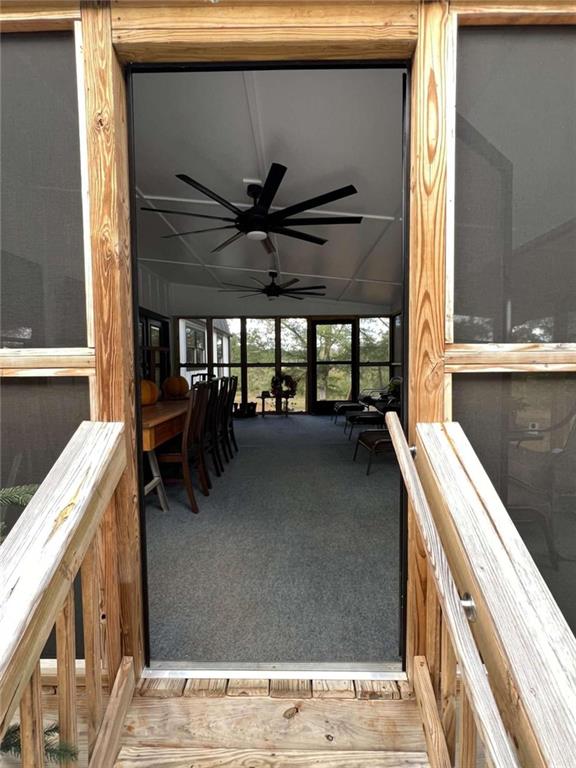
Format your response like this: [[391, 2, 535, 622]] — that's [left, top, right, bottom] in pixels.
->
[[56, 590, 78, 768], [416, 421, 576, 767], [114, 746, 431, 767], [19, 663, 45, 768], [0, 421, 125, 740], [413, 657, 451, 768], [81, 539, 103, 757], [458, 690, 477, 768], [386, 412, 520, 768], [183, 678, 227, 698], [0, 350, 95, 369], [355, 681, 400, 700], [89, 656, 135, 768], [445, 343, 576, 368], [270, 679, 312, 699], [452, 1, 576, 24], [439, 619, 456, 764], [110, 1, 418, 62], [81, 0, 144, 675], [120, 696, 427, 753], [406, 0, 451, 682], [0, 1, 79, 30], [139, 679, 186, 698], [311, 680, 355, 699], [226, 679, 270, 697]]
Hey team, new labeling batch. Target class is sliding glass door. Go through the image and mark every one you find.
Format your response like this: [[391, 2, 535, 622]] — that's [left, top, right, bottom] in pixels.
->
[[310, 321, 355, 414]]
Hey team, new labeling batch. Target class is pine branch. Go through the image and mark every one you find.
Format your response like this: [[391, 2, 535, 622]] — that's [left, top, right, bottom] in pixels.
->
[[0, 484, 38, 507], [0, 722, 78, 763]]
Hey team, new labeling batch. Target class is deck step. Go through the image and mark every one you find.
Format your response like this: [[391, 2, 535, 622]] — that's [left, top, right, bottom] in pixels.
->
[[115, 746, 431, 767], [120, 696, 426, 754]]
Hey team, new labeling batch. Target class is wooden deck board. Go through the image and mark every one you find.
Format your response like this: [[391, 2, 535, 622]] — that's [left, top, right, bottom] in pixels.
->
[[183, 678, 227, 698], [356, 681, 401, 700], [271, 679, 312, 699], [120, 696, 427, 753], [312, 680, 356, 699], [226, 679, 270, 697], [115, 746, 431, 767], [139, 678, 186, 698]]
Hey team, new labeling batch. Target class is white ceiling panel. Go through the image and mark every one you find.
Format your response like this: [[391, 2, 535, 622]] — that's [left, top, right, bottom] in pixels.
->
[[133, 66, 405, 309]]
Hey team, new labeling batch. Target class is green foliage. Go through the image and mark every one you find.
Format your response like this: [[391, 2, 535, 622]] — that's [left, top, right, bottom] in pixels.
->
[[0, 723, 78, 763], [0, 484, 38, 508]]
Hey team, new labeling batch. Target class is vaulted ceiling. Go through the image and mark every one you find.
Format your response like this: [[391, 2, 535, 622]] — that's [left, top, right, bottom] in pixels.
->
[[132, 67, 405, 313]]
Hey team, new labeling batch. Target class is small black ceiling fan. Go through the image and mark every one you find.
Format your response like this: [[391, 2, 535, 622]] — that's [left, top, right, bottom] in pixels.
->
[[219, 271, 326, 301], [141, 162, 362, 255]]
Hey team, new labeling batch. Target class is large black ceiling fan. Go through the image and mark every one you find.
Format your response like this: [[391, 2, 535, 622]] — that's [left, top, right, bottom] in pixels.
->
[[141, 162, 362, 255], [219, 271, 326, 301]]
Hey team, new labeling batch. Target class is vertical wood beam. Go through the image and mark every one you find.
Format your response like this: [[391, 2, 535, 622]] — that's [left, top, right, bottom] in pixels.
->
[[407, 0, 450, 680], [81, 0, 144, 674], [81, 539, 103, 757], [19, 663, 45, 768], [440, 616, 457, 763], [56, 590, 78, 768], [459, 688, 478, 768]]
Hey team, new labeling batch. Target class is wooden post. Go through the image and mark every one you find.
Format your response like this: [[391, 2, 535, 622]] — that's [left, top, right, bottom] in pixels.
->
[[440, 616, 457, 763], [81, 538, 103, 757], [56, 590, 78, 767], [459, 688, 478, 768], [80, 0, 144, 674], [407, 0, 450, 680], [19, 663, 45, 768]]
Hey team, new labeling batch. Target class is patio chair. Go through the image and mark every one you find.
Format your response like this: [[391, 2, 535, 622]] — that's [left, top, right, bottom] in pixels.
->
[[333, 401, 365, 424], [344, 410, 385, 440], [157, 382, 211, 512], [353, 429, 394, 475]]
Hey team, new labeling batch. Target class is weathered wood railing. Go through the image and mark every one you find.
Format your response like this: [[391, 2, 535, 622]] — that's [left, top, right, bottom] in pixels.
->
[[388, 412, 576, 768], [0, 421, 135, 767]]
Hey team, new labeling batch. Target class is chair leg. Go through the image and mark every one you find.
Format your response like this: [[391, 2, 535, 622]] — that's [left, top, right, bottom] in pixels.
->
[[353, 438, 360, 462], [195, 451, 210, 497], [146, 451, 169, 512], [366, 450, 374, 476], [348, 423, 354, 441], [182, 458, 199, 514], [230, 425, 239, 452]]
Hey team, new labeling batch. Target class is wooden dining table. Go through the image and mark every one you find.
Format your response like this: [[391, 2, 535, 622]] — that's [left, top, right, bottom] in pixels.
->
[[141, 399, 189, 511]]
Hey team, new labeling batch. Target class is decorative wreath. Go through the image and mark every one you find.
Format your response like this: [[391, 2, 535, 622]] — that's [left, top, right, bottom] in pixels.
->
[[271, 372, 298, 398]]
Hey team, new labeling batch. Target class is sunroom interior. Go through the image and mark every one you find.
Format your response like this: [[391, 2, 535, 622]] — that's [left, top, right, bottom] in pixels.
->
[[131, 65, 406, 668]]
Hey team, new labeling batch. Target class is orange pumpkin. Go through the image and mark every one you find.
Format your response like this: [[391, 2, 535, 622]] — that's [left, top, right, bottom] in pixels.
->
[[141, 379, 160, 406], [162, 375, 190, 400]]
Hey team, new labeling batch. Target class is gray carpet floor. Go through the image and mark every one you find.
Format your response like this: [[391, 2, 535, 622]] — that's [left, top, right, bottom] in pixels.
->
[[145, 415, 401, 664]]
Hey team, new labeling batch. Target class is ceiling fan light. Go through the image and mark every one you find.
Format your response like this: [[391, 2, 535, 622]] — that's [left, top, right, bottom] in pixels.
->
[[247, 230, 268, 241]]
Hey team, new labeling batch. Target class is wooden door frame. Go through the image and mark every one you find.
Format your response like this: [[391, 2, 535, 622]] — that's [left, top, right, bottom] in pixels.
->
[[3, 0, 573, 682]]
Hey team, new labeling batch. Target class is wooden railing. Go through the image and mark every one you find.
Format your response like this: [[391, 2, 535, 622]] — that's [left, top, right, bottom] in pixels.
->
[[0, 421, 135, 767], [388, 412, 576, 768]]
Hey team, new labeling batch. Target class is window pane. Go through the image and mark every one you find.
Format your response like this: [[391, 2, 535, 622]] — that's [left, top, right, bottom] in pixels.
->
[[246, 319, 275, 364], [316, 365, 351, 401], [316, 323, 352, 362], [453, 373, 576, 634], [1, 33, 87, 348], [454, 28, 576, 342], [223, 318, 241, 364], [248, 367, 277, 412], [281, 318, 307, 362], [359, 317, 389, 362], [360, 366, 390, 392], [0, 378, 90, 540]]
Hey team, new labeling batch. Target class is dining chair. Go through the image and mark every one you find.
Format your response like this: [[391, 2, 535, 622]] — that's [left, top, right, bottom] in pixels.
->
[[353, 429, 393, 475], [204, 378, 225, 477], [157, 382, 210, 513], [227, 376, 239, 453]]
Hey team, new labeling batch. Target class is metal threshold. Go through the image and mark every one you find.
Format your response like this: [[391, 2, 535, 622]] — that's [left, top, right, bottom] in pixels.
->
[[144, 661, 405, 681]]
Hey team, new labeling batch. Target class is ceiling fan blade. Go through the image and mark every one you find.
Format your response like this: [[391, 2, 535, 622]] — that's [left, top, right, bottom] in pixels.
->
[[284, 292, 326, 298], [277, 278, 299, 289], [218, 289, 262, 296], [260, 237, 276, 255], [281, 215, 363, 226], [176, 173, 242, 215], [211, 231, 244, 253], [221, 281, 261, 290], [162, 225, 236, 239], [271, 227, 327, 246], [270, 184, 358, 221], [285, 294, 304, 300], [250, 276, 267, 286], [141, 207, 235, 223], [257, 163, 287, 211], [285, 284, 327, 291]]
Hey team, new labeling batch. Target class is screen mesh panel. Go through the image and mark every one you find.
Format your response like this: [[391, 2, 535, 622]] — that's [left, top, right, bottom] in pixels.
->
[[0, 33, 86, 348], [453, 374, 576, 633], [455, 28, 576, 342]]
